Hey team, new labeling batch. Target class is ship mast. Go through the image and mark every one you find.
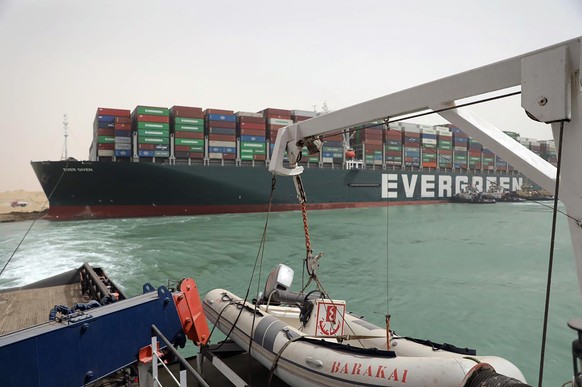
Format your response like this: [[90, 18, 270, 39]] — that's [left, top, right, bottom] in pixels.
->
[[61, 114, 68, 160]]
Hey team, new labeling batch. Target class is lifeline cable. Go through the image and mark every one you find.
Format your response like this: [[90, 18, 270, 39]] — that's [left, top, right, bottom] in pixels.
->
[[0, 160, 70, 278], [206, 175, 277, 356], [537, 120, 566, 387]]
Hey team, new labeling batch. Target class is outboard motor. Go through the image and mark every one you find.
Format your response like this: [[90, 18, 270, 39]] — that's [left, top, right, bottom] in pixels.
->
[[260, 264, 322, 305], [569, 319, 582, 386], [462, 364, 531, 387]]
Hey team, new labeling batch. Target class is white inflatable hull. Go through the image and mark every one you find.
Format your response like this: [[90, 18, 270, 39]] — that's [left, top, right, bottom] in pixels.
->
[[203, 289, 526, 386]]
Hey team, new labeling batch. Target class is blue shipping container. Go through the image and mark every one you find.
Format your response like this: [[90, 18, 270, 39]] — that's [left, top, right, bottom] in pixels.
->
[[209, 127, 236, 135], [115, 150, 131, 157], [98, 115, 116, 123], [97, 121, 115, 129], [207, 113, 236, 122], [241, 135, 266, 143], [138, 150, 154, 157], [114, 130, 131, 137]]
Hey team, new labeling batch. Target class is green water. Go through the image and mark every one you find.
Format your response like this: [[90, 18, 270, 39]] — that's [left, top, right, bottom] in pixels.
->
[[0, 203, 579, 386]]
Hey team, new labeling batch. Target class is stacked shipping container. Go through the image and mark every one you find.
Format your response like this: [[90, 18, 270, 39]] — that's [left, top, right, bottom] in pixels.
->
[[420, 125, 437, 168], [132, 106, 170, 159], [171, 106, 205, 160], [401, 123, 420, 167], [89, 104, 557, 174], [436, 127, 453, 168], [385, 123, 402, 166], [205, 109, 236, 161], [92, 108, 132, 160], [237, 111, 266, 161]]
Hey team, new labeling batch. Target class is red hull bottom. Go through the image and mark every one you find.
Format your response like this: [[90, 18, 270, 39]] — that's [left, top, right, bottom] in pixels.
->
[[45, 200, 446, 220]]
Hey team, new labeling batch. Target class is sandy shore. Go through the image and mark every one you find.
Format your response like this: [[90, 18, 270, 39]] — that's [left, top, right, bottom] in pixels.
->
[[0, 191, 49, 222]]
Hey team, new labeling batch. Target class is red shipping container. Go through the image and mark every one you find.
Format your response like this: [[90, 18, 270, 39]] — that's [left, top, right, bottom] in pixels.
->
[[175, 131, 204, 139], [293, 115, 313, 122], [363, 139, 384, 146], [204, 108, 234, 115], [190, 152, 204, 159], [207, 120, 236, 129], [268, 124, 286, 130], [325, 133, 343, 141], [139, 144, 155, 150], [175, 145, 190, 152], [239, 122, 266, 130], [115, 116, 132, 124], [254, 154, 266, 161], [422, 161, 437, 168], [97, 108, 130, 117], [239, 128, 266, 137], [222, 154, 236, 160], [97, 143, 114, 150], [171, 106, 203, 118], [135, 114, 170, 124], [97, 128, 114, 136], [265, 114, 292, 120], [238, 116, 265, 124], [114, 123, 131, 130], [208, 134, 236, 142], [260, 108, 291, 116]]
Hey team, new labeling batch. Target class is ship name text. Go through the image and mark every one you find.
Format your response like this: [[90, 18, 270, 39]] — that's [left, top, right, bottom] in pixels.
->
[[63, 167, 94, 172], [381, 174, 523, 199], [330, 361, 408, 383]]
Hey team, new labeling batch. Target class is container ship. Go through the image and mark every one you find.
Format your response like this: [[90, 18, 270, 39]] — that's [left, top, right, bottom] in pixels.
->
[[31, 106, 556, 220]]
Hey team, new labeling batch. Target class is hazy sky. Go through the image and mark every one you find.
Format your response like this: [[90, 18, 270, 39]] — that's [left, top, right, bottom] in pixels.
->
[[0, 0, 580, 191]]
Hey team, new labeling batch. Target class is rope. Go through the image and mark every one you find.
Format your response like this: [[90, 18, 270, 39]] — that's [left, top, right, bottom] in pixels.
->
[[538, 120, 566, 387], [0, 160, 70, 278], [206, 175, 277, 358]]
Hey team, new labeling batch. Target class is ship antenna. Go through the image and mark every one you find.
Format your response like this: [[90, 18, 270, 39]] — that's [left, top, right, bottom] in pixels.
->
[[61, 114, 69, 160]]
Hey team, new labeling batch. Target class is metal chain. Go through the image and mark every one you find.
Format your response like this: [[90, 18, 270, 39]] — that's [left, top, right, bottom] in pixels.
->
[[301, 201, 312, 257]]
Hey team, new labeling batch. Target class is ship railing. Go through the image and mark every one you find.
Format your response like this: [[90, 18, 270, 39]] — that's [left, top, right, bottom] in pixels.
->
[[142, 325, 247, 387]]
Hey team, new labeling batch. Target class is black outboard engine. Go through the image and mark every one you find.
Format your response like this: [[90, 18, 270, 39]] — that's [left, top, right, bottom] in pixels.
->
[[569, 319, 582, 386], [462, 364, 531, 387]]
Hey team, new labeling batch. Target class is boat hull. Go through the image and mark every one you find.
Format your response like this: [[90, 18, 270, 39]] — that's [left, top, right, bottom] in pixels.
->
[[202, 288, 527, 387], [31, 160, 524, 220]]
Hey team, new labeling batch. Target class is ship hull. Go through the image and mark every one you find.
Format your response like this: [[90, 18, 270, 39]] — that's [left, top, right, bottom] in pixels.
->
[[31, 160, 524, 220]]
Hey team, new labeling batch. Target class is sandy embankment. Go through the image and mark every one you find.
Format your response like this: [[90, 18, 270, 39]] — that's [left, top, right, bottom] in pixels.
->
[[0, 191, 49, 222]]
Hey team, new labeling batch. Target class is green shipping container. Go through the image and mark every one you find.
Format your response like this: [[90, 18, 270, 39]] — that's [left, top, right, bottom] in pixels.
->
[[137, 122, 170, 130], [174, 124, 204, 133], [139, 137, 170, 144], [138, 129, 169, 137], [422, 154, 437, 160], [175, 138, 204, 146], [135, 106, 169, 116], [240, 142, 266, 151], [309, 157, 320, 162], [189, 146, 204, 152], [240, 149, 254, 155], [240, 154, 254, 160], [175, 117, 204, 125], [387, 145, 402, 151], [98, 136, 115, 143]]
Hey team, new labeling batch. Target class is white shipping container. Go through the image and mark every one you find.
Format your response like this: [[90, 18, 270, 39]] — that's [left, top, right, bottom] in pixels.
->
[[209, 140, 237, 147], [209, 153, 224, 159], [421, 139, 437, 144], [291, 109, 316, 117], [115, 137, 131, 144], [269, 118, 293, 126], [97, 150, 114, 157], [115, 143, 131, 150], [421, 128, 437, 135], [236, 111, 263, 118]]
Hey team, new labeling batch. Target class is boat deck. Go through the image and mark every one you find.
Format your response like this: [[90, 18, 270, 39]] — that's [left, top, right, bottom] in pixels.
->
[[0, 283, 87, 335]]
